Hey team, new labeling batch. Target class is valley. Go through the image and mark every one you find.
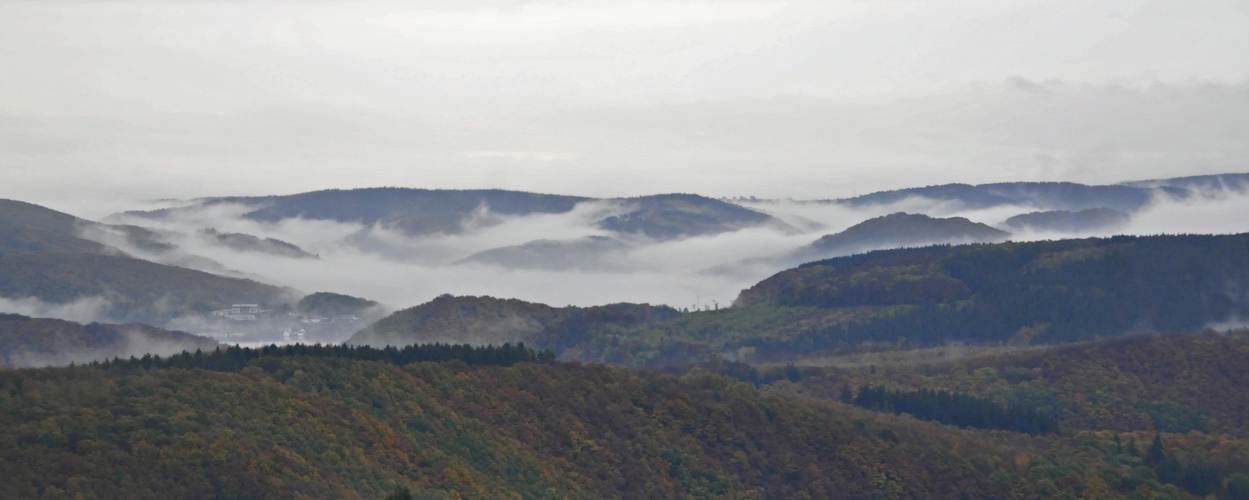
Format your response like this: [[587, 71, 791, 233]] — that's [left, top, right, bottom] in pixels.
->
[[4, 173, 1249, 498]]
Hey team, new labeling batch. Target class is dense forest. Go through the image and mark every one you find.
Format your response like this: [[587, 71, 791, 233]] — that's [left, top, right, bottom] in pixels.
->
[[846, 385, 1061, 435], [97, 341, 549, 372], [775, 332, 1249, 439], [0, 345, 1219, 499], [740, 332, 1249, 498], [732, 233, 1249, 358]]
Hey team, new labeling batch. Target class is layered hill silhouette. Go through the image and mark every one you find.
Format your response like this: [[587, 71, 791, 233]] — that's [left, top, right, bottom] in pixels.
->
[[0, 199, 291, 325], [1003, 208, 1131, 233], [122, 189, 790, 241], [808, 212, 1010, 256], [357, 233, 1249, 367], [831, 180, 1184, 212]]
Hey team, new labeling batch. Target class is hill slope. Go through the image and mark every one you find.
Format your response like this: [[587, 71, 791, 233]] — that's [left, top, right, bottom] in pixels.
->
[[599, 193, 792, 240], [1003, 208, 1131, 233], [809, 212, 1010, 256], [778, 332, 1249, 439], [364, 234, 1249, 367], [350, 295, 687, 363], [732, 233, 1249, 358], [0, 199, 291, 324], [0, 352, 1193, 499], [0, 314, 219, 368]]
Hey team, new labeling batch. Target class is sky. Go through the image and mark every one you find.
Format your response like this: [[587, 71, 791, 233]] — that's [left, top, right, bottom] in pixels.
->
[[1, 0, 1248, 219]]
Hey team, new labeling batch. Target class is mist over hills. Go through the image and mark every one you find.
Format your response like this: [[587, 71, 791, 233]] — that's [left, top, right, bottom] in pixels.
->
[[829, 180, 1187, 212], [1004, 208, 1132, 234], [0, 314, 219, 368], [122, 189, 789, 241], [4, 171, 1249, 348], [1121, 172, 1249, 191], [0, 199, 292, 326], [352, 233, 1249, 368], [9, 176, 1249, 499]]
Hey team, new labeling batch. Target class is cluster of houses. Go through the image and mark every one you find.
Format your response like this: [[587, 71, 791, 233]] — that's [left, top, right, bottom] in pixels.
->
[[210, 304, 271, 321], [209, 304, 361, 324], [299, 314, 362, 324], [282, 328, 307, 341]]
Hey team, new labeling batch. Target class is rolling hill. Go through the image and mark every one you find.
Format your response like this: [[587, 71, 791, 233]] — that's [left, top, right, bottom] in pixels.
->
[[0, 346, 1202, 499], [808, 212, 1010, 257], [357, 233, 1249, 368]]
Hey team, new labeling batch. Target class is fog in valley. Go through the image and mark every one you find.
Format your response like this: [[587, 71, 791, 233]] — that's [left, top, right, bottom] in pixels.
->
[[1, 0, 1247, 344], [79, 183, 1249, 323]]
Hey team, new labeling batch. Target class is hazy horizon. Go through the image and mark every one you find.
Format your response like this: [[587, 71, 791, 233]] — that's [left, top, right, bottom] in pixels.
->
[[3, 0, 1247, 219]]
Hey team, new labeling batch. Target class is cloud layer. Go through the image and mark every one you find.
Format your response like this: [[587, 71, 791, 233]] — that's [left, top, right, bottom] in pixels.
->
[[0, 0, 1246, 219]]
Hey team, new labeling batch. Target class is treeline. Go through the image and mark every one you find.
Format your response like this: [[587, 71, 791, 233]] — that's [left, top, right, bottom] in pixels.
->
[[0, 356, 1095, 499], [1139, 434, 1228, 496], [91, 342, 551, 372], [846, 385, 1060, 435]]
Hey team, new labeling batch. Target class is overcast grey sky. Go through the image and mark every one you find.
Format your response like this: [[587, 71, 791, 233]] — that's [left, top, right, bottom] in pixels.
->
[[2, 0, 1247, 218]]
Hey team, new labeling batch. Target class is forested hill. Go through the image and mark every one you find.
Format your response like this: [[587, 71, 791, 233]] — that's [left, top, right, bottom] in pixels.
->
[[808, 212, 1009, 257], [780, 332, 1249, 439], [349, 295, 681, 356], [710, 332, 1249, 499], [0, 351, 1191, 499], [732, 233, 1249, 356], [354, 234, 1249, 368]]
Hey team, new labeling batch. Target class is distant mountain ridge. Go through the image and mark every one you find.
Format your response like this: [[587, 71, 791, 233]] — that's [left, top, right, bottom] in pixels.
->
[[810, 212, 1010, 256], [120, 189, 790, 241], [1004, 208, 1131, 233], [1121, 172, 1249, 191], [829, 181, 1183, 212]]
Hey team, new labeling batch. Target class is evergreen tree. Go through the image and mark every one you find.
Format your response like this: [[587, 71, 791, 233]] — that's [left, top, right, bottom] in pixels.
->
[[1227, 473, 1249, 500], [1146, 434, 1166, 465]]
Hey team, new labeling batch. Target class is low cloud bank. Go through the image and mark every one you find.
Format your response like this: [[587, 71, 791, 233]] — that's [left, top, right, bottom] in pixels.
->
[[88, 187, 1249, 318], [0, 296, 112, 324]]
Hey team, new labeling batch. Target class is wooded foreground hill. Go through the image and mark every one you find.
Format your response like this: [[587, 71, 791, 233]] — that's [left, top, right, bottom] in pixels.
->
[[768, 332, 1249, 439], [0, 343, 1220, 500]]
